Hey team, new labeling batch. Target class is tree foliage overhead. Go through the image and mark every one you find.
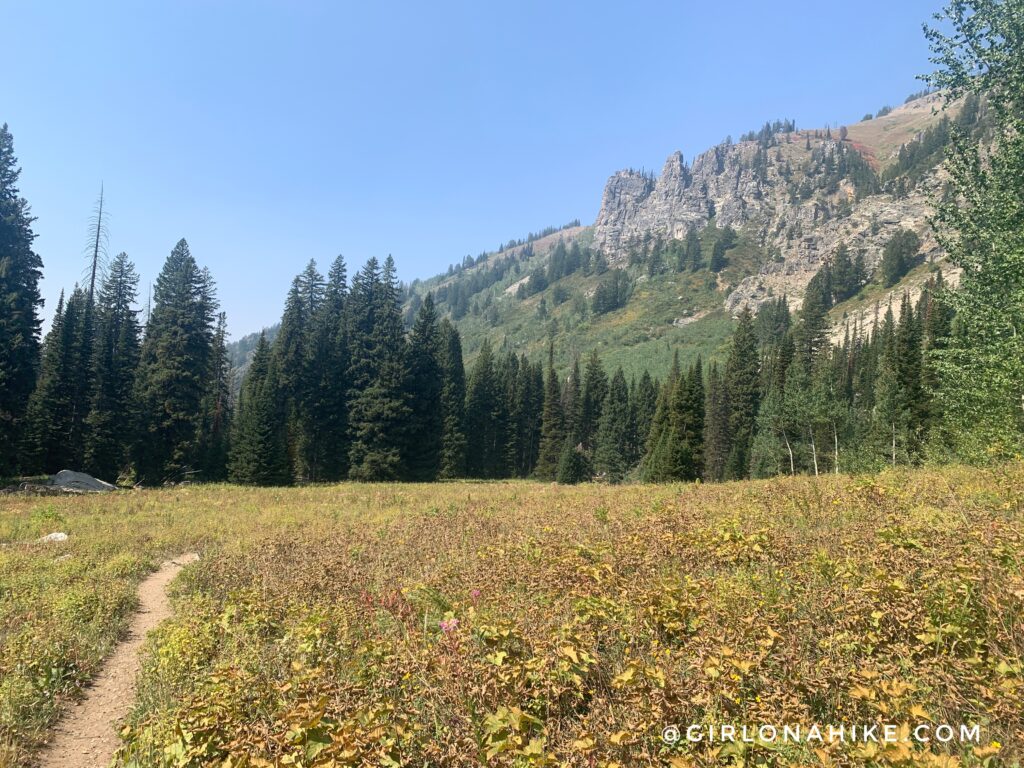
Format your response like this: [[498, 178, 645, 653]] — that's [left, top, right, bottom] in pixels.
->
[[925, 0, 1024, 460]]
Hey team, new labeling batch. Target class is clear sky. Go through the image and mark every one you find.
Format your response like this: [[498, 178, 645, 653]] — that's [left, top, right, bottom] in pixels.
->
[[4, 0, 940, 338]]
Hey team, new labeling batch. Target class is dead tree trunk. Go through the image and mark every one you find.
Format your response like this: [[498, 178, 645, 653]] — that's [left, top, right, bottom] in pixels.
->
[[782, 430, 795, 475], [833, 422, 839, 475]]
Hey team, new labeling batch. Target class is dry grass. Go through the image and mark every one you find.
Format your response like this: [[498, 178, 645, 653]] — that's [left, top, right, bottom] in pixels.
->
[[845, 93, 955, 171], [1, 467, 1022, 767]]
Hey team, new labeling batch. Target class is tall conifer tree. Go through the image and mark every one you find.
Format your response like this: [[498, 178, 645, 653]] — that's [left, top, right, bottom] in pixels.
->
[[347, 256, 409, 480], [632, 370, 659, 453], [594, 368, 632, 483], [724, 309, 760, 479], [307, 255, 349, 480], [229, 333, 290, 485], [0, 124, 43, 475], [196, 311, 232, 480], [464, 339, 500, 477], [703, 362, 730, 481], [22, 292, 73, 472], [23, 287, 94, 472], [438, 319, 467, 479], [404, 294, 444, 480], [535, 347, 565, 479], [133, 239, 217, 483], [275, 260, 325, 480], [84, 252, 141, 480], [579, 351, 608, 451]]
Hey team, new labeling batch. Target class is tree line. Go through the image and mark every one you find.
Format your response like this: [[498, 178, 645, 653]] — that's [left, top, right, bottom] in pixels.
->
[[0, 170, 972, 489], [9, 233, 232, 484]]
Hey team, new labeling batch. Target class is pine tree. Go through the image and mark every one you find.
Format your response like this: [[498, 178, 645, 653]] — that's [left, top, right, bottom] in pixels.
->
[[84, 252, 141, 481], [880, 230, 920, 288], [750, 374, 790, 478], [594, 368, 632, 483], [631, 370, 659, 453], [85, 186, 108, 306], [894, 294, 925, 459], [534, 347, 565, 479], [755, 296, 792, 348], [709, 238, 728, 272], [724, 309, 760, 479], [919, 273, 953, 435], [347, 256, 409, 481], [641, 375, 673, 481], [750, 327, 796, 477], [306, 254, 349, 480], [872, 316, 905, 468], [642, 359, 705, 481], [228, 333, 290, 485], [491, 351, 515, 478], [66, 286, 95, 465], [276, 261, 324, 399], [579, 351, 608, 451], [275, 260, 325, 480], [670, 358, 705, 480], [556, 438, 592, 484], [795, 273, 830, 368], [703, 362, 730, 481], [782, 353, 819, 473], [403, 294, 444, 480], [464, 339, 500, 477], [0, 124, 44, 474], [195, 311, 232, 480], [23, 287, 94, 473], [438, 319, 467, 479], [831, 243, 861, 302], [133, 239, 217, 483], [562, 357, 582, 445], [72, 192, 105, 455], [509, 357, 543, 477], [22, 292, 74, 472]]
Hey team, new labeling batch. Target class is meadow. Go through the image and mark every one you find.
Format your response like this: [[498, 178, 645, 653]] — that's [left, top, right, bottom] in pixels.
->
[[1, 466, 1022, 767]]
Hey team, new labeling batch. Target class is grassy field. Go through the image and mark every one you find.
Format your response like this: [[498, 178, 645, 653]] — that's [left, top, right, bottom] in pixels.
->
[[2, 467, 1023, 767]]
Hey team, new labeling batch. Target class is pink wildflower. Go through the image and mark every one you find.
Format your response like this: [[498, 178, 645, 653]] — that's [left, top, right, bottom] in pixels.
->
[[439, 617, 459, 634]]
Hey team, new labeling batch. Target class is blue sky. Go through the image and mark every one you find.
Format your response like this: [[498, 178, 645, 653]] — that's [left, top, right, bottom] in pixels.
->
[[4, 0, 940, 337]]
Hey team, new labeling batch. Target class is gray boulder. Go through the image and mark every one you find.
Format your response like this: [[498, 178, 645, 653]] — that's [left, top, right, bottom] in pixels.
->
[[51, 470, 116, 493]]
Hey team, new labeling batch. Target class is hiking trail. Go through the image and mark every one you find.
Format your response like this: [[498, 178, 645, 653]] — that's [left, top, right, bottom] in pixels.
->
[[37, 553, 199, 768]]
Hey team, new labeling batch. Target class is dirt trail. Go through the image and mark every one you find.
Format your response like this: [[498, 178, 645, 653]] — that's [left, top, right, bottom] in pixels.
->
[[37, 553, 199, 768]]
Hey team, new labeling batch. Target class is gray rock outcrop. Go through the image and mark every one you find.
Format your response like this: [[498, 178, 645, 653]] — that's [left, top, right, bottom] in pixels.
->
[[592, 131, 946, 316]]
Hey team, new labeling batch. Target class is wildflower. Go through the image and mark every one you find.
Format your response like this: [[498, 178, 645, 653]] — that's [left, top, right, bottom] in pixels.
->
[[470, 589, 481, 601], [440, 617, 459, 634]]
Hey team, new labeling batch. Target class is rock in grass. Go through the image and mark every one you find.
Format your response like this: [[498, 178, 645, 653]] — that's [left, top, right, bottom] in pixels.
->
[[39, 532, 69, 543], [51, 470, 116, 493]]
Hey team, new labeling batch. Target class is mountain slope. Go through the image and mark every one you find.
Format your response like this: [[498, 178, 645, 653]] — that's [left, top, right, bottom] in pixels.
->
[[591, 93, 953, 315], [230, 91, 979, 383], [407, 90, 981, 378]]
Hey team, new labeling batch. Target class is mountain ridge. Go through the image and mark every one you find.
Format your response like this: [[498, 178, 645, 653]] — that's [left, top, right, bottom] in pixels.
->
[[231, 90, 977, 381]]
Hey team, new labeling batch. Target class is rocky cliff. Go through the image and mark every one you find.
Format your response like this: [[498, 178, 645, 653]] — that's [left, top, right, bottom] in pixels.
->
[[591, 96, 950, 316]]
